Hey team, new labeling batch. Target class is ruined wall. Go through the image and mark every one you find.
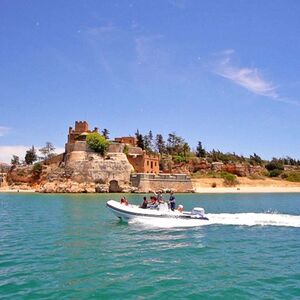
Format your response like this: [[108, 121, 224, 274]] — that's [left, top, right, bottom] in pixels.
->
[[131, 173, 194, 193], [108, 143, 124, 153]]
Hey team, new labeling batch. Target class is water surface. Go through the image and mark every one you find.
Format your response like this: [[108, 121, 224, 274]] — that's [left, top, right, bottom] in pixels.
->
[[1, 193, 300, 299]]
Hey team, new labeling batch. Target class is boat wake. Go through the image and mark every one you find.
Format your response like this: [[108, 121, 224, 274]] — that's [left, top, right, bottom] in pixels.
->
[[129, 213, 300, 228], [206, 213, 300, 227]]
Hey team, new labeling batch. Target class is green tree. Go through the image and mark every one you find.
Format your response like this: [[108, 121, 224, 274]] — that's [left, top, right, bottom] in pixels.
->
[[155, 134, 166, 154], [39, 142, 56, 160], [196, 141, 206, 158], [183, 142, 190, 160], [167, 132, 186, 155], [144, 130, 154, 152], [11, 155, 20, 166], [135, 129, 145, 150], [86, 132, 110, 156], [265, 158, 284, 171], [101, 128, 110, 139], [25, 146, 37, 165]]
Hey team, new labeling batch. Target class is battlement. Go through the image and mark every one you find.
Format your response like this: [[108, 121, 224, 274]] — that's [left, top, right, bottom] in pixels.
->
[[75, 121, 89, 132], [65, 121, 99, 153]]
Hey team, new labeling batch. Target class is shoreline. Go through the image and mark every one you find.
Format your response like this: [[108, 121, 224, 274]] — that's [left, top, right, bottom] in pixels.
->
[[1, 187, 300, 194], [194, 186, 300, 194], [0, 189, 36, 193]]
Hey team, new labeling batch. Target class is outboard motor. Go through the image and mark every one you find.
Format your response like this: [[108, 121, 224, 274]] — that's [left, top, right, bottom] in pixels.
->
[[191, 207, 208, 220]]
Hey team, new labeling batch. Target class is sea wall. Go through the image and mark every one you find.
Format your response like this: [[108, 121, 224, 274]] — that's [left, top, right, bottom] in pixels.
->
[[131, 173, 194, 193]]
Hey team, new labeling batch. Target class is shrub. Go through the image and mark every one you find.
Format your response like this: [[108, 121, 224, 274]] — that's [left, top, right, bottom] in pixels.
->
[[262, 170, 270, 177], [285, 171, 300, 182], [32, 163, 42, 178], [265, 160, 284, 171], [269, 169, 283, 177], [221, 172, 238, 186], [86, 132, 110, 156], [173, 155, 186, 163]]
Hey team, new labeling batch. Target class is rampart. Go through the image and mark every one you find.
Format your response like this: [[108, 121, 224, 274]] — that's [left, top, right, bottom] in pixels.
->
[[131, 173, 194, 193]]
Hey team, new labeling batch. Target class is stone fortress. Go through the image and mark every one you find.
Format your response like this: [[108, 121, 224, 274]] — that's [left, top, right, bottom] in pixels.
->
[[65, 121, 160, 174], [38, 120, 193, 193]]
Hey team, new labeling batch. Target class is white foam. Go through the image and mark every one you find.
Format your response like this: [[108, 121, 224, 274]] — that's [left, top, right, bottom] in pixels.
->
[[206, 213, 300, 227], [129, 217, 208, 228], [128, 213, 300, 228]]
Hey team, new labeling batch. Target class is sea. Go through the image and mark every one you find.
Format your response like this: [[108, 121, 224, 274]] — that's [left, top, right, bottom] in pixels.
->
[[1, 192, 300, 299]]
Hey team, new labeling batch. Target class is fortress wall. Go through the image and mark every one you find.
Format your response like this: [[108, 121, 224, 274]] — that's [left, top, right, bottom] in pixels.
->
[[108, 143, 124, 153], [131, 173, 194, 193]]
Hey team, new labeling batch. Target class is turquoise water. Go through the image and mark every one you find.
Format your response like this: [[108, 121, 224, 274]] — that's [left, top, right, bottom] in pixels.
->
[[1, 193, 300, 299]]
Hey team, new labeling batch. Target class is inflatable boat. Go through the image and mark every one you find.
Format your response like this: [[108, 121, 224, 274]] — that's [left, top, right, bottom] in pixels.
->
[[106, 200, 209, 222]]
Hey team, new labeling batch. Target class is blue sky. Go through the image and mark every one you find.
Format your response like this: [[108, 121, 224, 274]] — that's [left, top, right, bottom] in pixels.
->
[[0, 0, 300, 163]]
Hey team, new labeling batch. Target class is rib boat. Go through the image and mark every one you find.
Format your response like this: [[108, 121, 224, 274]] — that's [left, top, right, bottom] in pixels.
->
[[106, 200, 209, 222]]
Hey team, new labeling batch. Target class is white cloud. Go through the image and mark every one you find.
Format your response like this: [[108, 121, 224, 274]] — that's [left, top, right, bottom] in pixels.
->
[[0, 146, 65, 164], [0, 145, 28, 163], [0, 126, 11, 137], [213, 50, 278, 98]]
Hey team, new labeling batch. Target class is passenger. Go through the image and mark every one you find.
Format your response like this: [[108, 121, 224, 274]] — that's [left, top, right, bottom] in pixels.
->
[[150, 196, 158, 205], [169, 191, 176, 211], [120, 197, 128, 206], [177, 204, 183, 213], [140, 196, 148, 209], [155, 191, 164, 203]]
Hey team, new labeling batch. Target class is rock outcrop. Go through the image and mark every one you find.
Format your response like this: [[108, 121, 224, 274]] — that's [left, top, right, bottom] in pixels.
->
[[169, 158, 265, 177]]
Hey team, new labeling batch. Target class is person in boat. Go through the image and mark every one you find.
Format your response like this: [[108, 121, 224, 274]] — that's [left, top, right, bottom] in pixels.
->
[[155, 191, 164, 203], [140, 196, 148, 209], [150, 196, 158, 206], [177, 204, 183, 213], [169, 191, 176, 211], [120, 197, 128, 206]]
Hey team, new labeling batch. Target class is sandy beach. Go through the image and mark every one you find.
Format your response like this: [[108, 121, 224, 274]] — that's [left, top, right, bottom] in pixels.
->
[[1, 177, 300, 194], [0, 189, 36, 193], [192, 178, 300, 194]]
